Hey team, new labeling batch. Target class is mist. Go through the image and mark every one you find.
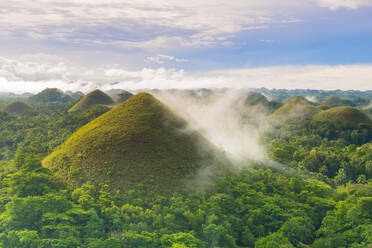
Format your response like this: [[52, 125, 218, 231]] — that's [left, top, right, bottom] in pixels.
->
[[155, 89, 278, 167]]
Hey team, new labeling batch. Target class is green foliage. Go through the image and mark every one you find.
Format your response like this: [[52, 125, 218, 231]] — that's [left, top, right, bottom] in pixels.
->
[[0, 89, 372, 248], [255, 232, 294, 248]]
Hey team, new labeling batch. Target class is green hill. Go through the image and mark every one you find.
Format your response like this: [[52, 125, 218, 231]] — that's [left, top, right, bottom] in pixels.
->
[[242, 92, 281, 115], [44, 93, 223, 195], [313, 106, 372, 126], [3, 101, 32, 114], [113, 90, 133, 105], [28, 88, 73, 104], [66, 91, 85, 101], [364, 106, 372, 118], [322, 96, 354, 107], [270, 96, 319, 122], [316, 105, 331, 111], [68, 89, 113, 112], [243, 92, 269, 107]]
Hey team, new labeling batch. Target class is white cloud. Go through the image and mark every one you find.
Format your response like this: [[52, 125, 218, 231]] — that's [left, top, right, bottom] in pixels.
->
[[316, 0, 372, 10], [0, 56, 371, 93], [145, 54, 188, 64], [0, 0, 311, 50], [0, 0, 369, 53]]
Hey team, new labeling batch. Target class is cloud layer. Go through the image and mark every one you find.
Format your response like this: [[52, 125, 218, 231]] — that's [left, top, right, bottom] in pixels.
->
[[1, 56, 371, 93], [3, 0, 363, 50], [317, 0, 372, 10]]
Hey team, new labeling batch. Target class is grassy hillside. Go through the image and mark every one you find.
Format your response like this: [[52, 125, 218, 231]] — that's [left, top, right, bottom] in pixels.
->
[[316, 104, 331, 111], [313, 106, 372, 126], [68, 89, 113, 112], [28, 88, 73, 104], [3, 101, 32, 114], [44, 92, 224, 195], [322, 96, 354, 107], [113, 90, 133, 105], [243, 92, 270, 107], [270, 96, 319, 122], [242, 92, 281, 117]]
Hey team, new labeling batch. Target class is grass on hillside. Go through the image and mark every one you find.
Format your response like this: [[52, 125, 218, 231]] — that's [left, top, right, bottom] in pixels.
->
[[68, 89, 114, 112], [313, 106, 372, 126], [3, 101, 33, 114], [44, 92, 226, 195], [269, 96, 319, 122]]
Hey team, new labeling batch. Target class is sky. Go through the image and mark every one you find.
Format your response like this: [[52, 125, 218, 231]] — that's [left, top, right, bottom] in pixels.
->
[[1, 0, 372, 93]]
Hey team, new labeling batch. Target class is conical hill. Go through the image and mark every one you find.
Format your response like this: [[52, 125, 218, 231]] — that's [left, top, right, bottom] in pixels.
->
[[3, 101, 32, 114], [44, 93, 224, 195], [313, 106, 372, 126], [113, 90, 133, 105], [269, 96, 319, 122], [69, 89, 113, 112]]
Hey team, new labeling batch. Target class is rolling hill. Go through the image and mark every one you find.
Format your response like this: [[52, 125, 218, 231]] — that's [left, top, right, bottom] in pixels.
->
[[313, 106, 372, 126], [28, 88, 73, 104], [242, 92, 281, 116], [68, 89, 114, 112], [44, 92, 224, 195], [113, 90, 133, 105], [3, 101, 33, 114], [243, 92, 269, 106], [269, 96, 319, 122], [322, 96, 354, 107]]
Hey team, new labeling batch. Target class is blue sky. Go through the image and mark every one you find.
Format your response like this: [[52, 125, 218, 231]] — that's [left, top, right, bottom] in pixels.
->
[[0, 0, 372, 92]]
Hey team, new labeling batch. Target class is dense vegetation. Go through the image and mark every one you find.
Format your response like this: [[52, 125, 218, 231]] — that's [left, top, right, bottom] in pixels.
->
[[0, 88, 371, 247]]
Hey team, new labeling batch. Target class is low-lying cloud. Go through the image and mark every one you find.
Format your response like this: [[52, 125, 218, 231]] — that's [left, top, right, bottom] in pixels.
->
[[1, 56, 372, 93], [156, 89, 271, 164]]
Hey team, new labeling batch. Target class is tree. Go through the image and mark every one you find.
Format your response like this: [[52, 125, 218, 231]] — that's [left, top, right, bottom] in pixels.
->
[[160, 232, 207, 248], [279, 216, 315, 245], [203, 224, 226, 248], [334, 168, 347, 185], [255, 232, 294, 248], [84, 208, 105, 238], [0, 230, 40, 248]]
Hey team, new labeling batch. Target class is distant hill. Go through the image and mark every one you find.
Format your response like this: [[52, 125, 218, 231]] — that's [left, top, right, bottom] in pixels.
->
[[270, 96, 319, 122], [322, 96, 354, 107], [364, 105, 372, 118], [113, 90, 133, 105], [316, 105, 331, 111], [242, 92, 281, 114], [66, 91, 85, 101], [44, 93, 224, 195], [68, 89, 113, 112], [313, 106, 372, 127], [28, 88, 73, 104], [243, 92, 270, 106], [3, 101, 32, 114]]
